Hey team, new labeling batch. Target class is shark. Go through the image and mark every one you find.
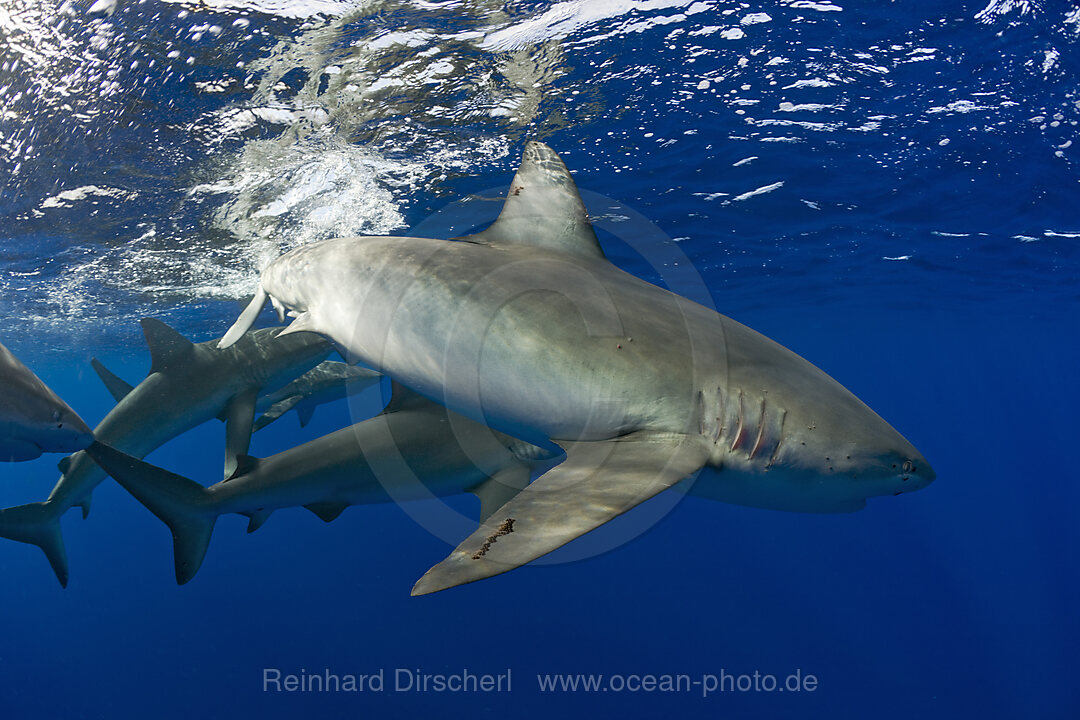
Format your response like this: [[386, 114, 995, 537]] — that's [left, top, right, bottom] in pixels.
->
[[93, 358, 382, 433], [252, 361, 382, 431], [85, 385, 552, 585], [0, 318, 331, 586], [0, 340, 93, 462], [219, 141, 936, 595]]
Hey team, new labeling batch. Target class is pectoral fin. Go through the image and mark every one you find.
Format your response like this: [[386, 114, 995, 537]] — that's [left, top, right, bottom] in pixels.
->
[[223, 388, 258, 479], [277, 311, 319, 338], [411, 433, 708, 596], [219, 288, 267, 349]]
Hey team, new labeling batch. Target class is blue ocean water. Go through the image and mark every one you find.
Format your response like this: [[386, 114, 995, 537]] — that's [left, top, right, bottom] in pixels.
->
[[1, 0, 1078, 717]]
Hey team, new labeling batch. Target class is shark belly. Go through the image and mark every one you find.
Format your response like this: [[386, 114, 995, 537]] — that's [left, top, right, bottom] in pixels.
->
[[681, 465, 868, 514]]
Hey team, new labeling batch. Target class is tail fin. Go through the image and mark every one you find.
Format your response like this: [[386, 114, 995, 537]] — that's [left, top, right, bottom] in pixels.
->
[[84, 442, 217, 585], [0, 502, 68, 587]]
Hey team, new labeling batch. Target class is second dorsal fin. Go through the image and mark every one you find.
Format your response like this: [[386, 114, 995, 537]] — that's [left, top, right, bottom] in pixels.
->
[[462, 142, 606, 261], [140, 318, 196, 374]]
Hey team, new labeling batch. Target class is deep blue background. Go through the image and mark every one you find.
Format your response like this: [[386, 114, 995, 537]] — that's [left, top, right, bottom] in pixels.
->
[[1, 1, 1078, 717]]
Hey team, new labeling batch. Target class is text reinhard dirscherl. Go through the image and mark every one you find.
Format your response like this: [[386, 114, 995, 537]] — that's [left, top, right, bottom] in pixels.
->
[[262, 668, 819, 697], [263, 668, 512, 694]]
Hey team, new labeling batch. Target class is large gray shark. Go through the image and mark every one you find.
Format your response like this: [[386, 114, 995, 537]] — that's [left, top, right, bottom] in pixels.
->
[[220, 142, 936, 595], [0, 318, 331, 586], [0, 341, 93, 462], [85, 385, 551, 585]]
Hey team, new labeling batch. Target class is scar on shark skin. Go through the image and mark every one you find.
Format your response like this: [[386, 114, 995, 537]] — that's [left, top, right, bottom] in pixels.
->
[[472, 518, 515, 559]]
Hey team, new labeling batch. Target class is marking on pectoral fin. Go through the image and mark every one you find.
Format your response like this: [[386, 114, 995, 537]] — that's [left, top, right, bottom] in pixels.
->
[[472, 518, 515, 559]]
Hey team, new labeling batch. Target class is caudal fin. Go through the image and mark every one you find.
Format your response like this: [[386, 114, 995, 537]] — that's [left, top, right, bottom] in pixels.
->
[[84, 442, 217, 585], [0, 502, 69, 587]]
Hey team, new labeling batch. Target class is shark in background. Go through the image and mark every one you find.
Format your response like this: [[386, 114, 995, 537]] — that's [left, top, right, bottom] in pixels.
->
[[252, 361, 382, 431], [0, 340, 93, 462], [86, 384, 553, 585], [94, 358, 382, 433], [0, 318, 332, 587], [220, 141, 936, 595]]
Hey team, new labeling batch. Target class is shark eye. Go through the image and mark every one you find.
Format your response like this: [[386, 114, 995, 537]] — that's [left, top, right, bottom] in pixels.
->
[[52, 410, 64, 427], [902, 460, 914, 474]]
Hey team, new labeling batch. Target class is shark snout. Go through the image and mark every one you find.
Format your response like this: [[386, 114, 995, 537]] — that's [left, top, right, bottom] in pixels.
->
[[66, 431, 96, 452], [831, 428, 934, 500], [49, 409, 94, 452], [876, 444, 935, 496], [900, 451, 935, 488]]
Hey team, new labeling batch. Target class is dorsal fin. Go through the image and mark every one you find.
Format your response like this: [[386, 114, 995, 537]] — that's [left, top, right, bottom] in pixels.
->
[[462, 142, 606, 261], [381, 381, 430, 414], [90, 358, 135, 403], [140, 318, 196, 374]]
